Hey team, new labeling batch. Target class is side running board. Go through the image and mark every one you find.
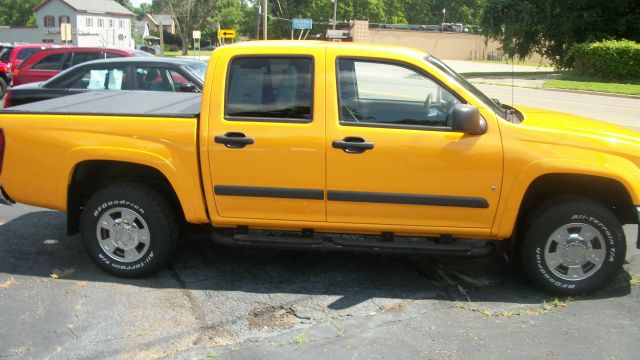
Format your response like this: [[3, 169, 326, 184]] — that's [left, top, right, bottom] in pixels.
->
[[211, 228, 494, 258]]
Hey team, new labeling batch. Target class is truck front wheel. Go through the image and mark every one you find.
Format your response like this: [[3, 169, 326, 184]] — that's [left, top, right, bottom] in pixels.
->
[[522, 196, 626, 295], [80, 183, 179, 277]]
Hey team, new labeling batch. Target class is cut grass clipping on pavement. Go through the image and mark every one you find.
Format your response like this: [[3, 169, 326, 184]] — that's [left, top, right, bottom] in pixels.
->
[[543, 73, 640, 96]]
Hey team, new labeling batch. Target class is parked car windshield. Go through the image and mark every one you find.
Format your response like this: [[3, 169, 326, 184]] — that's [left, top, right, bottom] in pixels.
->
[[185, 62, 207, 80], [425, 55, 507, 118]]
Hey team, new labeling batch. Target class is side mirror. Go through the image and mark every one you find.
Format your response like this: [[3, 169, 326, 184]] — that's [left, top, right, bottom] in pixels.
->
[[179, 82, 196, 93], [450, 104, 486, 135]]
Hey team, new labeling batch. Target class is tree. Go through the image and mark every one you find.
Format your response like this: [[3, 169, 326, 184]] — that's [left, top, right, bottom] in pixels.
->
[[114, 0, 134, 11], [134, 3, 153, 20], [155, 0, 219, 54], [480, 0, 640, 66], [0, 0, 40, 26]]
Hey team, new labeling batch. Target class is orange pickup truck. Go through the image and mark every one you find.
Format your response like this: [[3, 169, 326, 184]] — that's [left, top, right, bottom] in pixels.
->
[[1, 41, 639, 295]]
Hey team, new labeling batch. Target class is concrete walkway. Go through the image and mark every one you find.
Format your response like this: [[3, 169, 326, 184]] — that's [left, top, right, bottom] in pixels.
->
[[442, 60, 552, 74]]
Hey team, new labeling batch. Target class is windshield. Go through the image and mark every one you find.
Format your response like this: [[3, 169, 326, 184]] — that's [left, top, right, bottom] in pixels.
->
[[425, 55, 506, 118], [185, 62, 207, 80]]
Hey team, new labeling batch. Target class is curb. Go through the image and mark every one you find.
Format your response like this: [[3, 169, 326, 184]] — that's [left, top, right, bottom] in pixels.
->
[[472, 80, 640, 100], [539, 87, 640, 100]]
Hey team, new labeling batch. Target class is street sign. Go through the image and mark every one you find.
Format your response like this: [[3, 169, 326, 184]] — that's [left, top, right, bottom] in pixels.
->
[[292, 18, 312, 30], [192, 30, 201, 39], [219, 29, 236, 39], [326, 29, 349, 39], [60, 23, 72, 42]]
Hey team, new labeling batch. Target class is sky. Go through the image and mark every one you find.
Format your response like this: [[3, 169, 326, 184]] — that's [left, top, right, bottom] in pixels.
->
[[130, 0, 150, 6]]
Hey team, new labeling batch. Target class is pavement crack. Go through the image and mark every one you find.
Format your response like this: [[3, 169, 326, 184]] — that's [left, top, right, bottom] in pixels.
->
[[168, 262, 209, 345], [67, 328, 78, 341]]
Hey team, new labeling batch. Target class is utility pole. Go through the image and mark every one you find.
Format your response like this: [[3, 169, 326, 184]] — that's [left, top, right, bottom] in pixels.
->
[[441, 8, 446, 32], [332, 0, 338, 30], [256, 5, 261, 40], [263, 0, 268, 40]]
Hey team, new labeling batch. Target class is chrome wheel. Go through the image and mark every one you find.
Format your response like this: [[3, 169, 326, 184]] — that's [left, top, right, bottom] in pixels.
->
[[544, 223, 606, 281], [96, 207, 151, 263]]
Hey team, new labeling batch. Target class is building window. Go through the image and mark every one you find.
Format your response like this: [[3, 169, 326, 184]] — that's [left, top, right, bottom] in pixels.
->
[[119, 19, 124, 28], [59, 16, 70, 24], [44, 15, 55, 27], [98, 18, 104, 28], [109, 19, 113, 28], [86, 17, 93, 28]]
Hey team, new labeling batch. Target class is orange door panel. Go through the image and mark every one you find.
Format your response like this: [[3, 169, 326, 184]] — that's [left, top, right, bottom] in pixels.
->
[[207, 47, 326, 222], [325, 49, 503, 229]]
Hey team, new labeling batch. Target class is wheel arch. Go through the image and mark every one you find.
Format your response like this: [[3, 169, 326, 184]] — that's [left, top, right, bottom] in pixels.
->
[[67, 160, 186, 235], [509, 173, 636, 245]]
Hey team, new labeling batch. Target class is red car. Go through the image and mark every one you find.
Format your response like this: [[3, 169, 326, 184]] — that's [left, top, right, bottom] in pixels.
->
[[12, 47, 151, 86], [0, 44, 63, 96]]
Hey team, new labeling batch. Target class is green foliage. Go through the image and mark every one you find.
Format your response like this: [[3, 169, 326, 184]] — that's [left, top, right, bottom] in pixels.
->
[[0, 0, 39, 26], [481, 0, 640, 66], [114, 0, 134, 11], [255, 0, 485, 40], [565, 40, 640, 81]]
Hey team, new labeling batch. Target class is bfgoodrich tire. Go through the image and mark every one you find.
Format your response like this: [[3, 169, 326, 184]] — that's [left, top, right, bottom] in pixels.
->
[[522, 196, 626, 296], [80, 183, 179, 277]]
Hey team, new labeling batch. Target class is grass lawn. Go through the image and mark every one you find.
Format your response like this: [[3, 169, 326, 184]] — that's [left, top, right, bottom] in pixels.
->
[[462, 71, 557, 77], [543, 73, 640, 96]]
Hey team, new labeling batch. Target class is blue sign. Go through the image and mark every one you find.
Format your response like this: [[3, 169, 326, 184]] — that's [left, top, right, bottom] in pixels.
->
[[292, 18, 313, 30]]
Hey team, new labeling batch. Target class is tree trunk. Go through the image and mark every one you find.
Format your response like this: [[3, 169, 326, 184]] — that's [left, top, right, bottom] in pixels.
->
[[181, 31, 189, 55]]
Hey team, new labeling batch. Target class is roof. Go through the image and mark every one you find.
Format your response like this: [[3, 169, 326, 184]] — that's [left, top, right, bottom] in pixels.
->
[[226, 40, 425, 56], [27, 47, 146, 55], [79, 57, 205, 66], [134, 21, 148, 35], [146, 14, 174, 26], [35, 0, 133, 16]]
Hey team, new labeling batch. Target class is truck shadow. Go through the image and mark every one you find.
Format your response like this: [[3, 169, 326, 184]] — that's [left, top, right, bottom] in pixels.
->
[[0, 210, 634, 310]]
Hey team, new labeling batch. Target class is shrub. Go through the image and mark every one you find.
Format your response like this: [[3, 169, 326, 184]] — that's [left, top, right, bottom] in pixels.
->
[[564, 40, 640, 81]]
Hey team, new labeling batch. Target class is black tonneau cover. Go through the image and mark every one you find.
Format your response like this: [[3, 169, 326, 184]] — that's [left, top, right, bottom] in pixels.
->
[[2, 91, 201, 118]]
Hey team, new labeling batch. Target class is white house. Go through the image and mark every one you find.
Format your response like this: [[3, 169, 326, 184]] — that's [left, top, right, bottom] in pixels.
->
[[0, 0, 134, 48]]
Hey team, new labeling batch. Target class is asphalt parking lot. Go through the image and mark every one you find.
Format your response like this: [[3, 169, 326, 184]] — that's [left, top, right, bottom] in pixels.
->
[[2, 65, 640, 359], [1, 203, 639, 359]]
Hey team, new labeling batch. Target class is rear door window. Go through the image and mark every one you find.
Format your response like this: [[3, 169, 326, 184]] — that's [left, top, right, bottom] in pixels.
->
[[62, 66, 129, 90], [225, 57, 313, 121], [71, 52, 104, 66], [31, 53, 65, 70]]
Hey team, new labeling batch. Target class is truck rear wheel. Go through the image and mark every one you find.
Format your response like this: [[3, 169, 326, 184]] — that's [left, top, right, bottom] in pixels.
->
[[80, 183, 179, 277], [522, 196, 626, 295]]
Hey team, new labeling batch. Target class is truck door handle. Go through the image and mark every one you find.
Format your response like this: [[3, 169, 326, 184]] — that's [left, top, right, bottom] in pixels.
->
[[332, 137, 374, 154], [215, 132, 254, 148]]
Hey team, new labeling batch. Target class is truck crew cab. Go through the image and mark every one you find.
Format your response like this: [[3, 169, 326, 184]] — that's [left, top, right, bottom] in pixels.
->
[[1, 41, 639, 295]]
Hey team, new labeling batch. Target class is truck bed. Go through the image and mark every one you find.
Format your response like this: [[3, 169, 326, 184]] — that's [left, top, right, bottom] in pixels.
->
[[3, 91, 201, 118]]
